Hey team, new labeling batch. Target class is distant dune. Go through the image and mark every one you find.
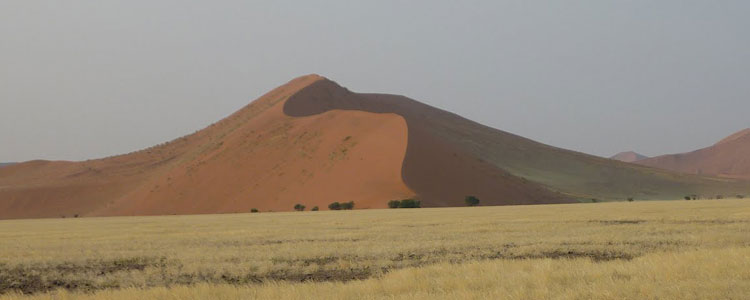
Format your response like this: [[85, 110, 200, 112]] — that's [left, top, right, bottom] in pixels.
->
[[610, 151, 649, 163], [0, 75, 747, 219], [637, 128, 750, 179]]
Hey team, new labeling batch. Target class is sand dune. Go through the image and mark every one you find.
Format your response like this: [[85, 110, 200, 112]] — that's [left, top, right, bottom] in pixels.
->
[[610, 151, 649, 163], [0, 75, 413, 218], [637, 128, 750, 179], [0, 75, 747, 219]]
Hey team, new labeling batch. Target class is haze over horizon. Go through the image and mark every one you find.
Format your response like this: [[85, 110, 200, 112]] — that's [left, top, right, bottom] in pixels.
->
[[2, 1, 749, 162]]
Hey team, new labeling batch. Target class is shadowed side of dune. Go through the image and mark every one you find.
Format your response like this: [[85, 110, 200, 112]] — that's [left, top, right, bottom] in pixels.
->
[[283, 79, 572, 207]]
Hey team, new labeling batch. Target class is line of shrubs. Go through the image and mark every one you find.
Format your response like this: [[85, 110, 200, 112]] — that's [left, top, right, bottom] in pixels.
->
[[328, 201, 355, 210], [253, 192, 748, 214], [388, 196, 481, 209], [289, 202, 353, 211], [388, 199, 421, 208]]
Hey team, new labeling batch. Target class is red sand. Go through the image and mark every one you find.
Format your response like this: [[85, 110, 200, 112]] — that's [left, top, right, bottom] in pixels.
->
[[2, 75, 747, 219], [637, 128, 750, 179], [0, 75, 414, 218]]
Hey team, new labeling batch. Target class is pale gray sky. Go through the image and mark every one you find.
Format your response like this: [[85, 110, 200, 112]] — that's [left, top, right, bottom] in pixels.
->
[[1, 1, 749, 162]]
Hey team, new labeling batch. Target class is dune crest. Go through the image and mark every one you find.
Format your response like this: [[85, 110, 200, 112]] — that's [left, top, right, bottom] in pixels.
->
[[610, 151, 649, 163], [1, 75, 747, 219], [0, 75, 413, 218], [637, 128, 750, 179]]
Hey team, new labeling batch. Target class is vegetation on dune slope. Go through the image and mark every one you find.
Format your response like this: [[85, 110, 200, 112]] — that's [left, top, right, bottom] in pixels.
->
[[0, 198, 749, 299]]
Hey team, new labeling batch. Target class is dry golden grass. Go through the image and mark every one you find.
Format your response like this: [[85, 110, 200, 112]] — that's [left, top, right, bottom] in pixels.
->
[[1, 198, 749, 299]]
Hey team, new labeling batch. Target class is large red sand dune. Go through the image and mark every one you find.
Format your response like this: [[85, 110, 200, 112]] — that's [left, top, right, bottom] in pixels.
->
[[1, 75, 747, 219], [0, 76, 416, 218], [0, 75, 571, 219], [636, 128, 750, 179]]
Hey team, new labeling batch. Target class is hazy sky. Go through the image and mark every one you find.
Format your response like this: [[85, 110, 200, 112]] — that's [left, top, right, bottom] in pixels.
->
[[2, 1, 749, 162]]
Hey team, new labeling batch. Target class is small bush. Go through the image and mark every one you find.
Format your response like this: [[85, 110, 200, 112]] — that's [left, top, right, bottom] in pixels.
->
[[716, 195, 724, 200], [311, 206, 319, 211], [627, 197, 634, 202], [465, 196, 480, 207], [294, 204, 306, 211], [328, 202, 341, 210], [340, 201, 355, 210], [398, 199, 421, 208], [684, 196, 691, 201], [388, 200, 401, 209], [591, 199, 598, 203], [737, 195, 745, 199], [74, 214, 80, 218], [250, 208, 259, 213]]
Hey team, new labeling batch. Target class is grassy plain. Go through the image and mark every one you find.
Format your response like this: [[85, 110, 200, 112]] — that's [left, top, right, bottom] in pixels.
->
[[1, 198, 749, 299]]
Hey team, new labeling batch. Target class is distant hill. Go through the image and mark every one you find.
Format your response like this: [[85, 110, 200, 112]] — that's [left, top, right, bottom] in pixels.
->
[[637, 128, 750, 179], [610, 151, 649, 163], [0, 163, 15, 168], [0, 75, 747, 219]]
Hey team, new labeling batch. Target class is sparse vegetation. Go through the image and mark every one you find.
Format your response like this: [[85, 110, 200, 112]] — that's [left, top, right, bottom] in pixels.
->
[[340, 202, 355, 210], [388, 199, 421, 209], [387, 200, 401, 209], [328, 202, 341, 210], [627, 197, 634, 202], [398, 199, 421, 208], [716, 195, 724, 200], [2, 199, 750, 299], [684, 196, 692, 201], [250, 208, 259, 213], [738, 195, 745, 199], [311, 206, 319, 211], [464, 196, 480, 206], [293, 204, 306, 211]]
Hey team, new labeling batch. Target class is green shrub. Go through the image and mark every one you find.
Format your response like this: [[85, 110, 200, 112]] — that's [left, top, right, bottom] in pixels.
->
[[465, 196, 480, 206], [311, 206, 319, 211], [398, 199, 421, 208], [293, 204, 306, 211], [388, 200, 401, 209], [627, 197, 634, 202], [340, 201, 355, 210], [684, 196, 691, 201], [250, 208, 259, 213], [328, 202, 341, 210]]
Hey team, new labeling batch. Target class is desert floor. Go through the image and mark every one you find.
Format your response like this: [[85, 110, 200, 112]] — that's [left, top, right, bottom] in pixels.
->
[[1, 198, 749, 299]]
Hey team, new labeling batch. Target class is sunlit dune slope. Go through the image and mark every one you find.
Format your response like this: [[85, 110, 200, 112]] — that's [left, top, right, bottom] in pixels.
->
[[0, 75, 412, 218]]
